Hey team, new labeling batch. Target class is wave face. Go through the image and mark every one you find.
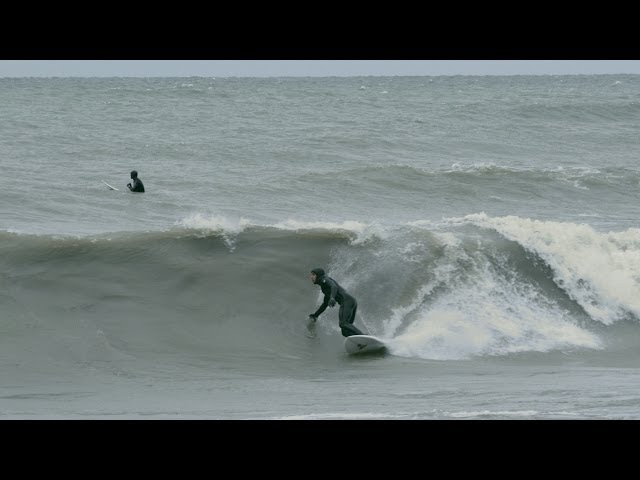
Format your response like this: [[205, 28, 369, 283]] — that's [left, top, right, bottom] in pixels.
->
[[3, 215, 640, 364]]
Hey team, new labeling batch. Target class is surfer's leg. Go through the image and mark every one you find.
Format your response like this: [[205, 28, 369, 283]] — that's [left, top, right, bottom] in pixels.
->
[[339, 298, 363, 337]]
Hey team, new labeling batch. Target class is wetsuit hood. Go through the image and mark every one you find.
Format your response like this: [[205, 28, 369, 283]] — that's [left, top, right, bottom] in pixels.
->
[[311, 268, 326, 284]]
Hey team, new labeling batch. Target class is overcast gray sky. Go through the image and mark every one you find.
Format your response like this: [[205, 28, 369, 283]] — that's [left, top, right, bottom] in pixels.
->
[[2, 60, 640, 77]]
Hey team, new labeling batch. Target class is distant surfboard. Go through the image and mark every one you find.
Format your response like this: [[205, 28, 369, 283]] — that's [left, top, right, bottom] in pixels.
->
[[344, 335, 387, 355], [102, 180, 119, 191]]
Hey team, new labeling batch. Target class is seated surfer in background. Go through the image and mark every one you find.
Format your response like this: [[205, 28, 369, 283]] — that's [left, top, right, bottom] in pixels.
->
[[309, 268, 364, 337], [127, 170, 145, 192]]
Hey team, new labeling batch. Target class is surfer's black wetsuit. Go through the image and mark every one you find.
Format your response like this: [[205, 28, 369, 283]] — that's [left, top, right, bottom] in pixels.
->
[[310, 268, 363, 337], [127, 178, 145, 192]]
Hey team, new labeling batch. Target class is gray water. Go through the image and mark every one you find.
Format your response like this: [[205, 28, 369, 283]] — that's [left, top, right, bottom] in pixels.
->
[[2, 75, 640, 419]]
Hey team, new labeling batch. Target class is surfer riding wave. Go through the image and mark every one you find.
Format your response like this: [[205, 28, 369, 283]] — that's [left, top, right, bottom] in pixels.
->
[[309, 268, 364, 337]]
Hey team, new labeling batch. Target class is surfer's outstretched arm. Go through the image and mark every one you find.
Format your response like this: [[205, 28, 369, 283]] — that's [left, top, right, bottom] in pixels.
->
[[310, 292, 330, 320]]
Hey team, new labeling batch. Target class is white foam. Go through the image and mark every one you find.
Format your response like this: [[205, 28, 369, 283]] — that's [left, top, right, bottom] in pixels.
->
[[386, 223, 603, 360], [383, 283, 439, 337], [460, 213, 640, 324], [178, 213, 252, 235], [389, 304, 600, 360], [449, 162, 499, 173], [382, 239, 462, 338], [176, 213, 252, 250]]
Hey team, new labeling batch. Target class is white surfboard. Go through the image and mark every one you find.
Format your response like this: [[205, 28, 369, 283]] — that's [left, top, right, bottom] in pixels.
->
[[344, 335, 387, 355], [102, 180, 119, 191]]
